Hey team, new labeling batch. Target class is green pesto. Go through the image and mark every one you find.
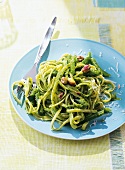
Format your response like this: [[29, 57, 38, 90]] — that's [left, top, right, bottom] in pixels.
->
[[12, 52, 118, 131]]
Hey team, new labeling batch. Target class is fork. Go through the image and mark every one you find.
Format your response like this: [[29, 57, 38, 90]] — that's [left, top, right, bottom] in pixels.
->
[[22, 16, 57, 83]]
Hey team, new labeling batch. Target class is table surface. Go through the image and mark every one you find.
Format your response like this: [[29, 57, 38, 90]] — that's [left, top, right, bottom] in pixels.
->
[[1, 0, 125, 169]]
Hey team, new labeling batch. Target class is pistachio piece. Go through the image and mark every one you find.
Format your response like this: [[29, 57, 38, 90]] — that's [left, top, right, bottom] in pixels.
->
[[77, 56, 84, 62], [68, 77, 76, 86], [61, 77, 68, 84], [58, 92, 64, 99], [81, 64, 90, 73]]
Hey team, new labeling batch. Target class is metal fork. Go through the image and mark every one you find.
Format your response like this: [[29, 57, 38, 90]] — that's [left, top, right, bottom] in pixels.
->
[[23, 16, 57, 83]]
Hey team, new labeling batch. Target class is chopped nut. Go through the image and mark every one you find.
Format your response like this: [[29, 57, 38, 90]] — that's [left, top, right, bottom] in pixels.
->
[[76, 92, 81, 95], [58, 92, 64, 99], [81, 64, 90, 73], [68, 78, 76, 86], [77, 56, 84, 62], [61, 77, 68, 84]]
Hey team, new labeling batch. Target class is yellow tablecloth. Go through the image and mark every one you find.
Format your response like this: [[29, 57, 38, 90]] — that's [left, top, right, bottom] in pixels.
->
[[1, 0, 125, 169]]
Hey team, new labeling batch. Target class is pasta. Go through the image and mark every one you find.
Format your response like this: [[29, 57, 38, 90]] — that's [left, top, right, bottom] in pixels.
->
[[12, 52, 119, 130]]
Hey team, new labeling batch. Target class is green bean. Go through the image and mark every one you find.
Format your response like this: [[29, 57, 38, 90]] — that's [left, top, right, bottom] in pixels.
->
[[91, 58, 110, 77]]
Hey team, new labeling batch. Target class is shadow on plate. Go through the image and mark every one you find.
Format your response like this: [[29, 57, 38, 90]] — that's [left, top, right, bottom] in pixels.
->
[[52, 114, 111, 139], [10, 101, 110, 156], [28, 111, 111, 139]]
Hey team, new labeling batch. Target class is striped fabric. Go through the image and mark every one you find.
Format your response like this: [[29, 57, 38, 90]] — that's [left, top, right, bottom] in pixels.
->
[[98, 23, 125, 170]]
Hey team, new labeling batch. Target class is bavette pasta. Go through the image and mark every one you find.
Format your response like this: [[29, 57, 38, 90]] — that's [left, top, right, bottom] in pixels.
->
[[12, 52, 119, 130]]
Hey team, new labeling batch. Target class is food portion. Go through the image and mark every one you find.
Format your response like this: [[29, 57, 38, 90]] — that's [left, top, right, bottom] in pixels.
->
[[12, 52, 118, 130]]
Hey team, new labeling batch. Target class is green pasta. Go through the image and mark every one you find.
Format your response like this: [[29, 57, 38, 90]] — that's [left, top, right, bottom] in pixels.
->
[[12, 52, 118, 131]]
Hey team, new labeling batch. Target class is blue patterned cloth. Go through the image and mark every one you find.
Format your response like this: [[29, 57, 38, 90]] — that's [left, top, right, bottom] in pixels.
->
[[93, 0, 125, 8]]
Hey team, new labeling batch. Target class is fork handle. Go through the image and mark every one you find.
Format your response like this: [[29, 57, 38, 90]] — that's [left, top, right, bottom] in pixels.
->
[[34, 17, 57, 65]]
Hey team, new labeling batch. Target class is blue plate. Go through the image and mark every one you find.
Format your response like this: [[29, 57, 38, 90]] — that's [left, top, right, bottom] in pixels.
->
[[9, 38, 125, 140]]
